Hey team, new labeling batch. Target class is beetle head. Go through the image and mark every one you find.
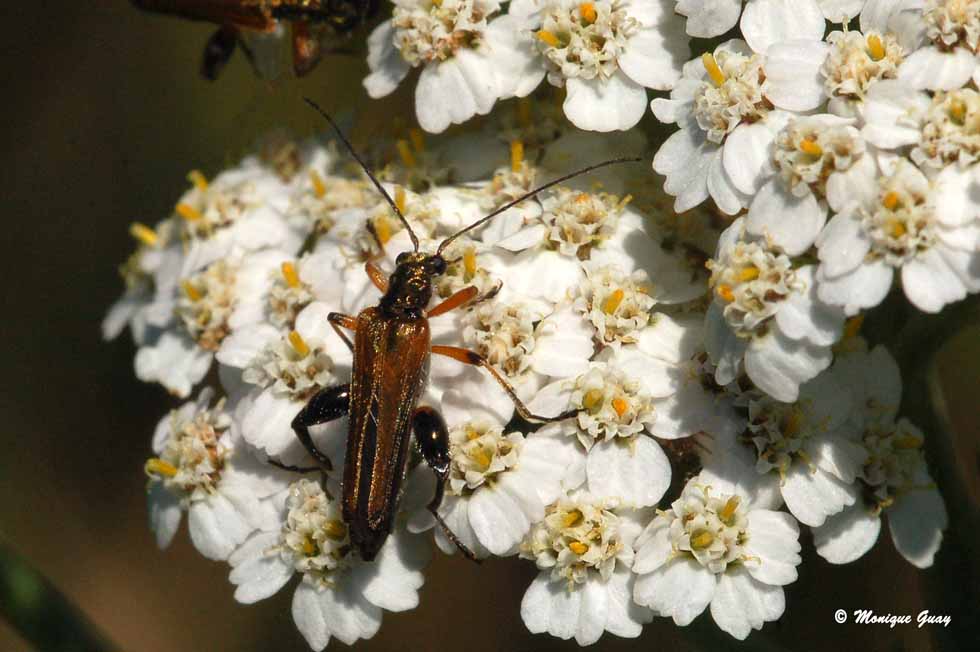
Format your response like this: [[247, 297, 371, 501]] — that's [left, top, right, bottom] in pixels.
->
[[381, 252, 446, 316]]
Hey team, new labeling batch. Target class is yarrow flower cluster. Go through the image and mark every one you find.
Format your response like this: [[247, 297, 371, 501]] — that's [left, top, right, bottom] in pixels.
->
[[109, 1, 975, 647]]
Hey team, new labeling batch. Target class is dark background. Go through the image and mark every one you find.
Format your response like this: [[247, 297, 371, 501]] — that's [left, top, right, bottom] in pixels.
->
[[1, 4, 977, 651]]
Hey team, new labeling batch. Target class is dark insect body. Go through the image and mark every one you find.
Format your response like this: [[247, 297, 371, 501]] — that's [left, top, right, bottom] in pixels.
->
[[280, 98, 641, 561], [130, 0, 379, 79]]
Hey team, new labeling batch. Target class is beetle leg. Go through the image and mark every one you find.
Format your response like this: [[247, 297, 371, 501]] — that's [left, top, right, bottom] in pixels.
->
[[365, 260, 389, 293], [201, 25, 239, 81], [431, 346, 577, 423], [328, 311, 357, 352], [291, 384, 351, 473], [412, 406, 479, 563], [266, 460, 319, 473], [427, 286, 478, 317]]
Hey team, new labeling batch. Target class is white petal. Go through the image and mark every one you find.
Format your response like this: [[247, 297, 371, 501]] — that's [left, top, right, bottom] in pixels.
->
[[619, 25, 685, 90], [723, 121, 778, 196], [709, 568, 785, 640], [743, 510, 801, 586], [187, 493, 252, 560], [148, 483, 182, 549], [708, 144, 748, 215], [563, 74, 647, 132], [764, 39, 831, 111], [356, 534, 428, 611], [135, 331, 211, 398], [901, 248, 969, 313], [746, 179, 826, 256], [575, 578, 609, 646], [637, 314, 704, 363], [240, 390, 303, 457], [604, 569, 650, 637], [311, 581, 382, 646], [362, 21, 411, 96], [484, 16, 546, 98], [292, 584, 331, 651], [774, 266, 845, 346], [704, 301, 746, 385], [780, 464, 857, 527], [675, 0, 741, 37], [468, 482, 534, 555], [740, 0, 826, 54], [699, 435, 783, 510], [653, 129, 715, 213], [899, 46, 978, 91], [633, 559, 715, 626], [415, 51, 498, 134], [744, 331, 832, 403], [586, 437, 671, 508], [632, 521, 672, 574], [816, 212, 871, 278], [813, 505, 881, 564], [862, 80, 931, 149], [216, 324, 279, 369], [816, 258, 893, 315], [888, 487, 947, 569], [229, 531, 293, 603], [818, 0, 864, 21], [521, 574, 581, 641]]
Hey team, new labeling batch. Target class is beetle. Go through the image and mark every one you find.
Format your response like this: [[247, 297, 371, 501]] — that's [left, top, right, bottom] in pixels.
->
[[130, 0, 379, 79], [280, 98, 641, 562]]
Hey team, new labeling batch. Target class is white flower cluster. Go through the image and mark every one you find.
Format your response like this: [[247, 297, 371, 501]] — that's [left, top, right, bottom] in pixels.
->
[[106, 2, 976, 646], [108, 116, 952, 646]]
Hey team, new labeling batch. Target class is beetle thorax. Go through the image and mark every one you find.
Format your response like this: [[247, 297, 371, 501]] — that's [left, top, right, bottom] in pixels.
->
[[380, 252, 446, 316]]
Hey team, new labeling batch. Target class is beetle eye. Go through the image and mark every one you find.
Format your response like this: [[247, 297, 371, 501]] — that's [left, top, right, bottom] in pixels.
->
[[396, 252, 410, 265], [429, 256, 447, 275]]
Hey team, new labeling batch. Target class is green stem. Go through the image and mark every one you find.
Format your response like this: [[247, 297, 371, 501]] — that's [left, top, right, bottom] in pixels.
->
[[0, 541, 117, 652]]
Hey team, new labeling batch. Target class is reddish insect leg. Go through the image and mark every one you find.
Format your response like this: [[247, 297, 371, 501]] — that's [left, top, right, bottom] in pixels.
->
[[365, 260, 389, 293], [328, 311, 357, 351], [427, 286, 478, 317], [430, 346, 576, 423]]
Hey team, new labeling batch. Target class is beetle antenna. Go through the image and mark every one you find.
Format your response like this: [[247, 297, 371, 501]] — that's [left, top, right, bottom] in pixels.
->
[[436, 156, 643, 255], [304, 97, 420, 251]]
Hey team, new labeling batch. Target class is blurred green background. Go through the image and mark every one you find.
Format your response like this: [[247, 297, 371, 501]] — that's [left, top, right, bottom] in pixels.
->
[[0, 3, 977, 651]]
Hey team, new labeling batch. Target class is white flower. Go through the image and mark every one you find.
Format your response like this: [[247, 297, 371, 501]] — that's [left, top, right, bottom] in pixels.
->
[[171, 164, 299, 273], [898, 0, 980, 90], [610, 313, 745, 441], [652, 39, 826, 215], [407, 394, 578, 557], [134, 250, 293, 397], [364, 0, 527, 133], [145, 388, 285, 560], [505, 0, 687, 131], [103, 219, 184, 344], [632, 476, 802, 640], [220, 302, 352, 464], [863, 80, 980, 171], [813, 346, 947, 568], [228, 479, 430, 650], [736, 113, 880, 256], [701, 366, 868, 527], [816, 160, 980, 314], [519, 492, 652, 645], [705, 219, 845, 402], [821, 29, 905, 118], [530, 359, 672, 507]]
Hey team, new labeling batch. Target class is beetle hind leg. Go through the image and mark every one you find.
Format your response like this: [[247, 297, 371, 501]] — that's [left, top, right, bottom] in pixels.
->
[[412, 406, 480, 563], [291, 383, 351, 473]]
